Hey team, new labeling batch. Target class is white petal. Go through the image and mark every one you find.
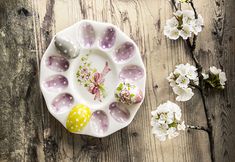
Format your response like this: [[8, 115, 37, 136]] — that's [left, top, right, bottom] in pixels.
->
[[168, 28, 180, 40], [202, 73, 209, 79], [179, 24, 192, 39], [173, 86, 194, 101], [175, 75, 190, 88], [210, 66, 221, 75]]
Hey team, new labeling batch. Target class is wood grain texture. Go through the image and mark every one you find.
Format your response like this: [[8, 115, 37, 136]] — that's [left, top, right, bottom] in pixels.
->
[[0, 0, 234, 161]]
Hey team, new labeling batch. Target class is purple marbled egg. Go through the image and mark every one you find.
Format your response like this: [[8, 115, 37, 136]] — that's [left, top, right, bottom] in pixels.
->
[[100, 27, 116, 49], [115, 42, 135, 62], [52, 93, 74, 112], [46, 55, 69, 72], [43, 75, 68, 91]]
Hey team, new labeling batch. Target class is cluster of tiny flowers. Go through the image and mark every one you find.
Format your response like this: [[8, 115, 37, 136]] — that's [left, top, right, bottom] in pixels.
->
[[151, 101, 185, 141], [202, 66, 227, 89], [167, 63, 198, 101], [164, 10, 203, 40]]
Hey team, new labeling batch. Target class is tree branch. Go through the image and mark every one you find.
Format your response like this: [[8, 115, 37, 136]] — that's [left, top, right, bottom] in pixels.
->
[[189, 1, 198, 19], [187, 125, 209, 132], [170, 0, 178, 11], [185, 1, 215, 162], [169, 0, 215, 161]]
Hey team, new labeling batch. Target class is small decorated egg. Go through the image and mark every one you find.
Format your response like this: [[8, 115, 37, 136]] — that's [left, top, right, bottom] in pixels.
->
[[115, 82, 143, 105], [54, 35, 80, 59], [66, 104, 91, 132]]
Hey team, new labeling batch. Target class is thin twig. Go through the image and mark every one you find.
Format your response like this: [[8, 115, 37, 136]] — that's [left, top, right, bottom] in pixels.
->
[[187, 125, 209, 132], [189, 83, 202, 91], [170, 0, 178, 11], [189, 1, 198, 19]]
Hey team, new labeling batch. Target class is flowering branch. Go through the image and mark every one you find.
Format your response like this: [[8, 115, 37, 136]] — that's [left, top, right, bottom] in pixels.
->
[[170, 1, 215, 161], [183, 2, 215, 161], [152, 0, 227, 161]]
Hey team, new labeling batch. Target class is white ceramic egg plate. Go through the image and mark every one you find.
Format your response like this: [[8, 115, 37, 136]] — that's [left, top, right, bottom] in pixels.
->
[[40, 20, 146, 137]]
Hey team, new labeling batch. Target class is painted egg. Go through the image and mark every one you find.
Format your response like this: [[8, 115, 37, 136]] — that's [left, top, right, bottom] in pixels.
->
[[66, 104, 91, 132], [54, 35, 79, 59], [90, 110, 109, 134], [52, 93, 74, 112], [46, 55, 69, 72], [115, 82, 143, 105], [115, 42, 135, 62], [43, 74, 68, 91], [100, 27, 116, 49], [79, 22, 96, 47], [119, 65, 144, 81], [109, 102, 130, 122]]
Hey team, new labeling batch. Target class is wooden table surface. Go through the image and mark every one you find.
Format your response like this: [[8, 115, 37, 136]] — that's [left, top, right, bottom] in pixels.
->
[[0, 0, 235, 162]]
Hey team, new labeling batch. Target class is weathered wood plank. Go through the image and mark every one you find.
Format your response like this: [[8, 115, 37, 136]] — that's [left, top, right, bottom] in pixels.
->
[[0, 0, 234, 162], [0, 0, 42, 161]]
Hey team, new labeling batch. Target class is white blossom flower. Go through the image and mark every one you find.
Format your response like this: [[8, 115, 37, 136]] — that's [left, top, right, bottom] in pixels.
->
[[179, 24, 192, 40], [167, 72, 175, 82], [191, 15, 204, 35], [164, 10, 204, 40], [204, 66, 227, 89], [174, 64, 188, 76], [176, 75, 190, 88], [186, 64, 198, 80], [173, 86, 194, 101], [167, 63, 198, 101], [151, 101, 185, 141], [219, 72, 227, 86], [202, 72, 209, 79], [210, 66, 221, 75], [169, 27, 180, 40], [177, 121, 186, 130]]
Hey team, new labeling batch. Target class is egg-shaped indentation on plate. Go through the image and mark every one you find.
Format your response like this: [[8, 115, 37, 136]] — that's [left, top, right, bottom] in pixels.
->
[[100, 27, 116, 49], [43, 75, 68, 91], [109, 102, 130, 123], [66, 104, 91, 132], [54, 35, 79, 59], [114, 42, 135, 62], [90, 110, 109, 134], [46, 55, 69, 72], [51, 93, 74, 113], [119, 65, 144, 81], [79, 22, 96, 47]]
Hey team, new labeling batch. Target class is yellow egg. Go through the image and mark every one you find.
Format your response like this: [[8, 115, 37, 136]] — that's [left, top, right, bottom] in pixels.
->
[[66, 104, 91, 132]]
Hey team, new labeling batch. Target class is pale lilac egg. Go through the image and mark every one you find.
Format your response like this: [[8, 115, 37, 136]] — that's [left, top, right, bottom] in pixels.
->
[[119, 65, 144, 81], [109, 102, 130, 123], [79, 23, 96, 47], [90, 110, 109, 134]]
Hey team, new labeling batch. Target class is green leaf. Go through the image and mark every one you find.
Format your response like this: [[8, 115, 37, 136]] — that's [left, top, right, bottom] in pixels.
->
[[168, 122, 177, 128]]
